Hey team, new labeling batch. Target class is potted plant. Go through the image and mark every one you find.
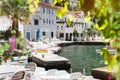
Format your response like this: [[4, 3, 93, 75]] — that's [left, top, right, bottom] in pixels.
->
[[0, 0, 39, 64], [0, 33, 30, 64]]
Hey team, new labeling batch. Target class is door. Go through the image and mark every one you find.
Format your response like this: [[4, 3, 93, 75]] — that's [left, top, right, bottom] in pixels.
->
[[26, 32, 30, 41], [51, 32, 53, 38], [70, 33, 72, 41], [36, 28, 40, 40], [66, 33, 68, 41]]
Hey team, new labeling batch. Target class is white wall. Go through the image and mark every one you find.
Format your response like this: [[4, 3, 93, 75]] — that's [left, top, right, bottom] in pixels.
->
[[0, 16, 11, 31], [24, 3, 57, 41]]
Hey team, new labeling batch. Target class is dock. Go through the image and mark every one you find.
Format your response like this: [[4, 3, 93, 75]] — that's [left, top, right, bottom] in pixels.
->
[[55, 41, 109, 47], [29, 52, 71, 71], [48, 47, 62, 54], [31, 52, 69, 62]]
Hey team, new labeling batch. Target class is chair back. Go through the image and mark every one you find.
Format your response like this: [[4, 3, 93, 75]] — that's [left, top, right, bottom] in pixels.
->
[[84, 76, 93, 80], [70, 72, 83, 80], [46, 69, 57, 76], [0, 75, 6, 80], [0, 77, 5, 80], [35, 67, 45, 73], [25, 62, 37, 72], [55, 70, 69, 76], [11, 71, 25, 80]]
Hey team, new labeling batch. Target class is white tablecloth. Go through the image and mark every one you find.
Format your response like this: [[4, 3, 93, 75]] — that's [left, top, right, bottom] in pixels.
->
[[0, 65, 29, 75]]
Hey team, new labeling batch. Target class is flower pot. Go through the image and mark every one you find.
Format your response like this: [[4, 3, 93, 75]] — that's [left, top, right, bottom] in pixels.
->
[[12, 56, 28, 65]]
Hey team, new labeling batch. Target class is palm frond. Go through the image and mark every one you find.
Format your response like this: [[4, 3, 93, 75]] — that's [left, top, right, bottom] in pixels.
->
[[0, 0, 31, 23], [0, 29, 12, 40]]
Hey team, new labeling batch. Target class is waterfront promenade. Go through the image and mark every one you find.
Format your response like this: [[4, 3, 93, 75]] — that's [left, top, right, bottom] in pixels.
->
[[28, 41, 71, 71], [28, 39, 106, 79], [0, 39, 107, 80]]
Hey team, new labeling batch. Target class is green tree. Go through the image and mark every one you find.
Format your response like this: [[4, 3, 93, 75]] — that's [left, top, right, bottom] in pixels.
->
[[94, 0, 120, 80], [0, 0, 39, 37], [0, 0, 39, 64]]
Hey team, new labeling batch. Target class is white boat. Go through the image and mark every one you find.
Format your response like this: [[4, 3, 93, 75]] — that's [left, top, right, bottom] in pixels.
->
[[96, 49, 116, 54]]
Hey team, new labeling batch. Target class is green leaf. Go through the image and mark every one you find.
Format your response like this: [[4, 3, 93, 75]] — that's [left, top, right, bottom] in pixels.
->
[[28, 0, 39, 13], [11, 30, 16, 35], [112, 22, 120, 30], [84, 11, 91, 23], [104, 60, 108, 65], [34, 0, 39, 8], [0, 10, 1, 16], [28, 0, 33, 3], [56, 7, 68, 19], [96, 19, 108, 31], [57, 0, 63, 3], [29, 5, 35, 13], [66, 14, 73, 25], [52, 0, 57, 6], [117, 30, 120, 37], [64, 1, 69, 8]]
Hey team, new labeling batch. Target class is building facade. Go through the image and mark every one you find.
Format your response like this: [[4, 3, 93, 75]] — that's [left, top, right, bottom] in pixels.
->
[[24, 0, 90, 41], [24, 0, 57, 41], [56, 11, 90, 41]]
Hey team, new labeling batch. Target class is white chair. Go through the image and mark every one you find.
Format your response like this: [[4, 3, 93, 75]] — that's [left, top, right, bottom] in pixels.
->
[[0, 78, 5, 80], [25, 62, 37, 72], [39, 69, 58, 80], [55, 70, 70, 80], [35, 67, 46, 73], [55, 70, 69, 76], [0, 75, 6, 80], [24, 62, 37, 80], [32, 67, 46, 78], [70, 72, 83, 80], [8, 70, 25, 80], [83, 76, 93, 80], [46, 69, 58, 76]]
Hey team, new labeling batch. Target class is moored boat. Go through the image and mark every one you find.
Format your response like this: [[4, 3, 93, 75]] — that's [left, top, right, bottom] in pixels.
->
[[96, 49, 116, 54]]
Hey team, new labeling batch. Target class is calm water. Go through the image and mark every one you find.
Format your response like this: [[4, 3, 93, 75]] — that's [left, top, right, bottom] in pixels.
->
[[59, 45, 105, 75]]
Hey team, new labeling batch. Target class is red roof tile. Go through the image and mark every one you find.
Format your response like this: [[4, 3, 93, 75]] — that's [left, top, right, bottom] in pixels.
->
[[39, 2, 84, 17], [39, 2, 61, 9]]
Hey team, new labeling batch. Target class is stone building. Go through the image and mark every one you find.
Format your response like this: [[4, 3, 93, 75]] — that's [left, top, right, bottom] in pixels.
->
[[56, 11, 90, 41], [24, 0, 90, 41], [24, 0, 58, 41]]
